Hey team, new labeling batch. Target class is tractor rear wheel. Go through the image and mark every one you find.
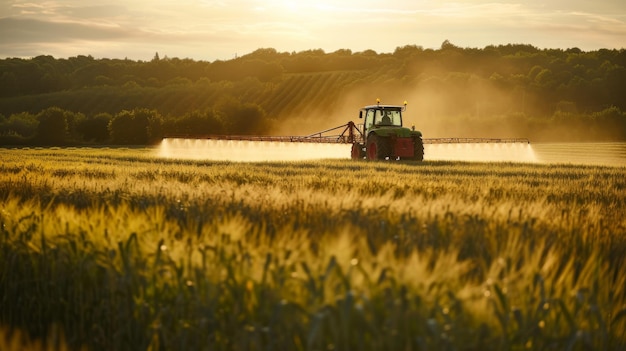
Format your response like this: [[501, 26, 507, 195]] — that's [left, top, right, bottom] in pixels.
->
[[412, 137, 424, 161], [366, 134, 391, 160]]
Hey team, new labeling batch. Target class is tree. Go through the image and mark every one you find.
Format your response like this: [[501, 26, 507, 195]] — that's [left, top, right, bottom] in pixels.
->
[[215, 97, 268, 134], [108, 111, 134, 144], [0, 112, 38, 138], [78, 113, 111, 142], [393, 45, 423, 58], [108, 109, 163, 144], [171, 110, 224, 135], [65, 111, 86, 142], [440, 40, 459, 50], [592, 106, 626, 140], [36, 107, 68, 144]]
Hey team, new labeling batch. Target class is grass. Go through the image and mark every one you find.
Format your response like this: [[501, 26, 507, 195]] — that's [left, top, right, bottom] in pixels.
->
[[0, 147, 625, 350]]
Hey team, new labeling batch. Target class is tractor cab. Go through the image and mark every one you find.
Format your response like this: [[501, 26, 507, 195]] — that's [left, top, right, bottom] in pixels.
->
[[359, 100, 407, 136], [360, 106, 403, 134]]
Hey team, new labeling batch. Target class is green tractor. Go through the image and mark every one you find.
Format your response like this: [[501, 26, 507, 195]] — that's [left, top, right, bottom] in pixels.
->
[[351, 100, 424, 161]]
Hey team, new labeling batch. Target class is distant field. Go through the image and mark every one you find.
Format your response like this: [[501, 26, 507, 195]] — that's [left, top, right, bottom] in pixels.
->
[[0, 147, 625, 350]]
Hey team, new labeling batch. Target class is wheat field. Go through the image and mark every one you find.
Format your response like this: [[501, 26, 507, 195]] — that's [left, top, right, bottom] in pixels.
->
[[1, 147, 625, 350]]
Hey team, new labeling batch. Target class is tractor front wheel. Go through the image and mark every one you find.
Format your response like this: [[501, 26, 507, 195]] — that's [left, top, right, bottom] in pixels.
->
[[351, 143, 365, 159]]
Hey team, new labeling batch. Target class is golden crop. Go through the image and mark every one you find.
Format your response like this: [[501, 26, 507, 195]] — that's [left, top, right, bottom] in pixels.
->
[[1, 147, 625, 350]]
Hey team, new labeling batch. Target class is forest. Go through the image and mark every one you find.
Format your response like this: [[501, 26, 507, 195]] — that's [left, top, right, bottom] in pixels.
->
[[1, 41, 625, 145]]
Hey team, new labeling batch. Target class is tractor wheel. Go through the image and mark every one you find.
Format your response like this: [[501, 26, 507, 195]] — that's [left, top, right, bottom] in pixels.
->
[[351, 143, 365, 159], [412, 137, 424, 161], [366, 134, 391, 160]]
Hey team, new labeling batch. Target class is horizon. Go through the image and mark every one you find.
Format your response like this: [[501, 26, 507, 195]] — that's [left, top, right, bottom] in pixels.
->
[[5, 42, 624, 63], [3, 41, 625, 63]]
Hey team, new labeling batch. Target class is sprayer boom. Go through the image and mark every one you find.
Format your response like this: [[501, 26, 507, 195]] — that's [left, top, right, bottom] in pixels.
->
[[164, 122, 364, 144], [164, 131, 528, 146]]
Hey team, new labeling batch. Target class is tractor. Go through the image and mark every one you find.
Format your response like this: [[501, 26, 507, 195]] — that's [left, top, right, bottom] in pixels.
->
[[351, 100, 424, 161]]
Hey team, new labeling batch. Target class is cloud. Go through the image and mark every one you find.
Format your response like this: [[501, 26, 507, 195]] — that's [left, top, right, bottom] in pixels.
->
[[0, 17, 132, 43], [1, 0, 624, 60]]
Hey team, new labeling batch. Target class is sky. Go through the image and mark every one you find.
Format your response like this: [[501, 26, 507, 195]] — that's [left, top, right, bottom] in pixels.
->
[[1, 0, 625, 62]]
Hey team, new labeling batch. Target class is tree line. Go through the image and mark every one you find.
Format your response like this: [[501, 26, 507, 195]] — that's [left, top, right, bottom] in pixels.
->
[[1, 41, 625, 144], [0, 102, 266, 145]]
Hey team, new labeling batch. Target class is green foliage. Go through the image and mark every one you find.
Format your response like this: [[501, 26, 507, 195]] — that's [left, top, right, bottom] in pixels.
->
[[216, 97, 268, 134], [108, 108, 163, 144], [77, 113, 111, 143], [35, 107, 69, 144], [207, 59, 283, 82], [165, 109, 224, 135], [0, 112, 38, 138], [0, 148, 625, 350], [0, 45, 626, 143]]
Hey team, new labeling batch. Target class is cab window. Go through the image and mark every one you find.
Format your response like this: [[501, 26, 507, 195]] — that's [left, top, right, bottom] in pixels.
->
[[364, 109, 375, 131], [375, 109, 401, 126]]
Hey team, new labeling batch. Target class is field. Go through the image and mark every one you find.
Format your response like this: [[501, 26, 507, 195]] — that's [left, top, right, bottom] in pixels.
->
[[1, 147, 625, 350]]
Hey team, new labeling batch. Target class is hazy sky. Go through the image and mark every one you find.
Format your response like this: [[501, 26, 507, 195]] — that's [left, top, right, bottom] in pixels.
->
[[1, 0, 625, 61]]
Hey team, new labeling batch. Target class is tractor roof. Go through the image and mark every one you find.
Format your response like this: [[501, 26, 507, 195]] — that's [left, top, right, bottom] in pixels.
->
[[362, 105, 404, 110]]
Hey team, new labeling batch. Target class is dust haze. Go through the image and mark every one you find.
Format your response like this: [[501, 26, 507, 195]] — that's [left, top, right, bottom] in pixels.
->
[[338, 79, 524, 140], [270, 67, 531, 141]]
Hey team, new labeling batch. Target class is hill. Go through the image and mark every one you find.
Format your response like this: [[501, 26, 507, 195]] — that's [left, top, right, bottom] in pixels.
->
[[1, 42, 625, 144]]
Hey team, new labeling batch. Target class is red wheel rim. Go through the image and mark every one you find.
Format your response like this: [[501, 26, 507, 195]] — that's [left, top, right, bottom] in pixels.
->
[[367, 142, 377, 159]]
